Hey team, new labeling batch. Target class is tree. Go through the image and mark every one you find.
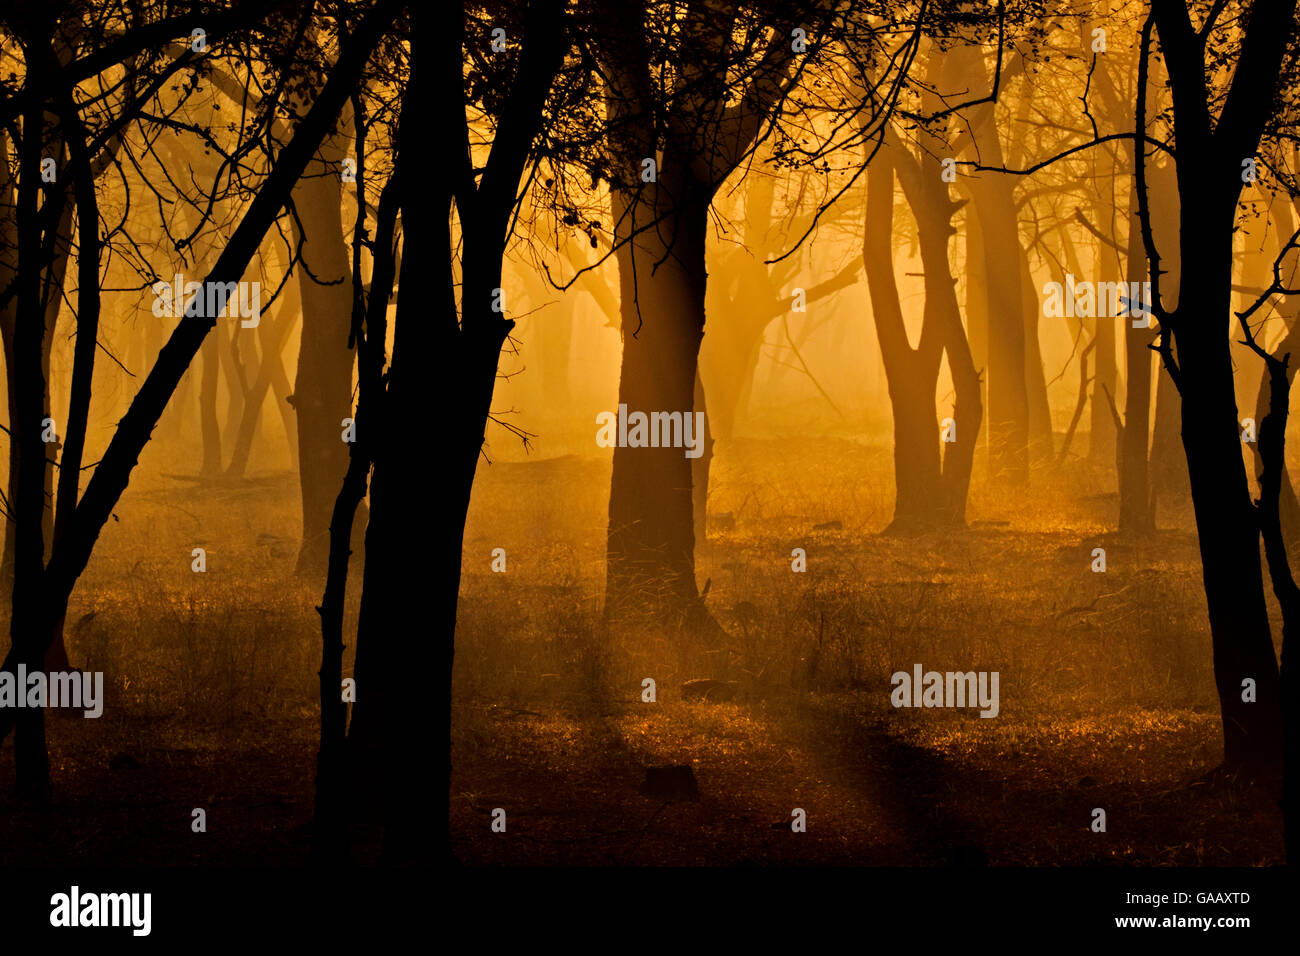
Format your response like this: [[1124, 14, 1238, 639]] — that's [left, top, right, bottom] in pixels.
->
[[0, 0, 402, 799], [862, 104, 981, 530], [589, 0, 832, 632], [1136, 0, 1295, 772], [324, 0, 573, 863]]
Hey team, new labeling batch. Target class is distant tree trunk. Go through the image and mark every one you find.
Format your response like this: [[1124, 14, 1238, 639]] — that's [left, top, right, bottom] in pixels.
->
[[966, 152, 1028, 484], [939, 268, 983, 527], [290, 129, 359, 576], [198, 334, 222, 476], [1252, 314, 1300, 562], [225, 279, 300, 478], [1248, 200, 1300, 567], [956, 44, 1028, 485], [1088, 272, 1118, 466], [597, 0, 804, 634], [963, 204, 990, 469], [269, 349, 300, 473], [691, 369, 713, 559], [1018, 246, 1052, 462], [865, 122, 981, 531], [700, 175, 779, 446], [217, 321, 248, 447], [162, 333, 194, 444]]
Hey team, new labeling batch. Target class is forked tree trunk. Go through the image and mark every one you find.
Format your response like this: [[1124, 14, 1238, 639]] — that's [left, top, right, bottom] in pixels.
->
[[864, 150, 943, 531], [867, 123, 981, 531], [226, 279, 301, 478]]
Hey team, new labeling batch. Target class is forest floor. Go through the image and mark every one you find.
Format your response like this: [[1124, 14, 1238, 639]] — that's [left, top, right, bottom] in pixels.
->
[[450, 437, 1284, 866], [0, 437, 1287, 865]]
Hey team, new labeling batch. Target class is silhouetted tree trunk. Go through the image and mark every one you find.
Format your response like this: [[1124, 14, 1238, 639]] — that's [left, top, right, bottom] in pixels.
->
[[1147, 159, 1187, 510], [1143, 0, 1292, 772], [2, 142, 68, 625], [314, 142, 400, 863], [1246, 198, 1300, 567], [345, 0, 566, 864], [1118, 177, 1154, 533], [7, 18, 65, 797], [1250, 351, 1297, 860]]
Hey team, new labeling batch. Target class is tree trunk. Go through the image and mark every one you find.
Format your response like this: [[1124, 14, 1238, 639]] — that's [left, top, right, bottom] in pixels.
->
[[1249, 356, 1296, 857], [690, 369, 713, 559], [1018, 246, 1052, 463], [1118, 177, 1154, 534], [963, 203, 989, 471], [198, 333, 222, 476], [1175, 222, 1282, 769], [866, 122, 981, 530], [604, 175, 715, 627], [225, 279, 300, 478], [290, 130, 358, 576], [955, 42, 1029, 486], [0, 0, 405, 766], [864, 150, 943, 530]]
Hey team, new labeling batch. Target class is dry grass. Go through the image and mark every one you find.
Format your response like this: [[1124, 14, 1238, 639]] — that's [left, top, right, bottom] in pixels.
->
[[0, 435, 1285, 865], [452, 436, 1284, 865]]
